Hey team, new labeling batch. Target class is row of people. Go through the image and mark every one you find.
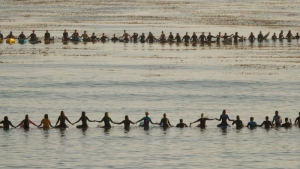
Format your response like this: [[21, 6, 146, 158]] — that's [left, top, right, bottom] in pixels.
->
[[1, 110, 299, 130], [1, 30, 299, 43]]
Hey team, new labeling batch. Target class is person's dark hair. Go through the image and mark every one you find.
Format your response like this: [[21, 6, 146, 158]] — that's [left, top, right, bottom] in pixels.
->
[[45, 114, 48, 119]]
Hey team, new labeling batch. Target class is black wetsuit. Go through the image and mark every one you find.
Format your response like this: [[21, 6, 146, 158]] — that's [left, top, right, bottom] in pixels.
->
[[18, 34, 26, 39], [259, 121, 272, 129], [182, 35, 190, 43], [147, 35, 156, 43], [295, 35, 299, 39], [0, 33, 3, 39], [249, 34, 255, 41], [233, 35, 240, 43], [22, 120, 30, 130], [0, 120, 14, 130], [176, 123, 188, 128], [63, 32, 68, 39], [138, 35, 145, 42], [76, 116, 90, 128], [168, 34, 174, 41], [218, 114, 230, 127], [272, 35, 277, 40], [286, 33, 293, 39], [223, 35, 230, 40], [91, 35, 98, 41], [132, 34, 138, 42], [117, 119, 134, 129], [191, 35, 197, 42], [45, 33, 50, 39], [100, 36, 109, 41], [29, 33, 37, 41], [99, 116, 114, 128], [194, 118, 210, 128], [175, 35, 181, 42], [207, 35, 214, 42], [281, 122, 292, 128], [279, 33, 284, 39], [257, 33, 264, 41], [159, 117, 172, 128], [111, 37, 119, 41], [199, 35, 207, 42], [232, 120, 244, 129], [56, 116, 70, 128]]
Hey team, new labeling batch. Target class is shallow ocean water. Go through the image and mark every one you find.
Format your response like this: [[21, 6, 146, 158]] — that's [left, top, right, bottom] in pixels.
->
[[1, 0, 300, 168]]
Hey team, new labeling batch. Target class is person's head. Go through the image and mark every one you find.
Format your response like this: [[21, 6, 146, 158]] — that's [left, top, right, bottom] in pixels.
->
[[260, 31, 262, 34], [142, 33, 144, 35], [288, 30, 291, 33], [82, 111, 85, 117], [64, 29, 67, 32], [202, 32, 204, 35], [113, 34, 116, 37], [275, 111, 279, 115], [145, 112, 149, 116], [32, 30, 35, 33], [225, 33, 227, 35], [186, 32, 188, 35], [21, 31, 23, 34], [250, 117, 254, 121], [44, 114, 48, 119], [193, 32, 196, 35], [281, 30, 283, 33], [4, 116, 8, 121], [266, 116, 269, 120], [46, 30, 48, 33], [235, 32, 238, 35], [285, 117, 288, 122], [84, 30, 86, 33], [201, 113, 204, 118], [124, 30, 126, 33], [274, 33, 276, 35], [105, 112, 109, 117], [170, 32, 172, 35], [75, 30, 77, 32], [25, 114, 29, 120], [102, 33, 104, 36], [250, 32, 253, 35], [219, 32, 221, 35], [297, 33, 299, 35], [162, 31, 164, 34], [163, 113, 166, 118], [209, 32, 211, 35], [60, 111, 64, 116], [125, 115, 129, 120], [176, 33, 179, 35], [236, 115, 240, 120], [222, 109, 226, 115], [180, 119, 183, 123], [92, 32, 95, 35], [10, 31, 12, 34]]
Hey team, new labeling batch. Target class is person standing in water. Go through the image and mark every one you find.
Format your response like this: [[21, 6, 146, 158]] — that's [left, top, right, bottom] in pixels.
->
[[158, 31, 166, 41], [286, 30, 294, 39], [54, 111, 73, 129], [176, 119, 188, 128], [168, 32, 174, 41], [248, 32, 256, 41], [272, 110, 282, 127], [18, 31, 26, 40], [233, 32, 241, 43], [111, 34, 119, 41], [281, 118, 292, 128], [246, 117, 257, 129], [120, 30, 130, 41], [206, 32, 214, 42], [136, 112, 156, 130], [215, 110, 234, 127], [70, 30, 79, 39], [199, 32, 207, 43], [96, 112, 115, 128], [73, 111, 95, 129], [190, 113, 215, 129], [190, 32, 198, 42], [100, 33, 109, 41], [115, 115, 135, 130], [175, 33, 181, 43], [27, 30, 37, 41], [62, 29, 68, 40], [294, 112, 300, 127], [131, 32, 139, 42], [258, 116, 273, 129], [44, 30, 53, 40], [158, 113, 173, 128], [215, 32, 222, 43], [5, 31, 16, 38], [138, 33, 146, 43], [232, 115, 244, 129], [272, 33, 277, 40], [182, 32, 190, 43], [38, 114, 54, 129], [0, 116, 16, 130], [16, 115, 38, 130], [279, 30, 284, 39], [257, 31, 264, 41]]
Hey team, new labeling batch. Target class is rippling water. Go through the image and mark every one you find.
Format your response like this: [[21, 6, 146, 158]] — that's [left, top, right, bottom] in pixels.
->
[[1, 0, 300, 168]]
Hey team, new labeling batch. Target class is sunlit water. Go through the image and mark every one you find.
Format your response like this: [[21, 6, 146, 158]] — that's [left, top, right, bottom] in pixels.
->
[[1, 0, 300, 168]]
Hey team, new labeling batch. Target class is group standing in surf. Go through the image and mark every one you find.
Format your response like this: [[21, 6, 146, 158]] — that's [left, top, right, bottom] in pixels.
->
[[1, 110, 298, 131], [1, 29, 299, 44]]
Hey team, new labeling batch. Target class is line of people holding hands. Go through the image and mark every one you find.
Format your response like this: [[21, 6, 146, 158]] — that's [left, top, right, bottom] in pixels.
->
[[1, 110, 299, 131], [1, 29, 299, 43]]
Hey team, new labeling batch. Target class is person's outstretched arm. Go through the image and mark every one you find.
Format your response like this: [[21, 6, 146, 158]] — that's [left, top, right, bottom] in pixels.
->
[[232, 120, 236, 125], [15, 120, 24, 128], [65, 117, 73, 125], [9, 121, 16, 128], [96, 117, 104, 123], [109, 118, 116, 124], [190, 119, 200, 125], [86, 116, 95, 122], [228, 116, 234, 121], [29, 120, 38, 127], [54, 117, 60, 127], [130, 120, 135, 125], [258, 122, 264, 127], [215, 116, 221, 121], [38, 120, 43, 127], [167, 119, 173, 127], [115, 120, 125, 125], [73, 117, 82, 124], [136, 117, 144, 123]]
